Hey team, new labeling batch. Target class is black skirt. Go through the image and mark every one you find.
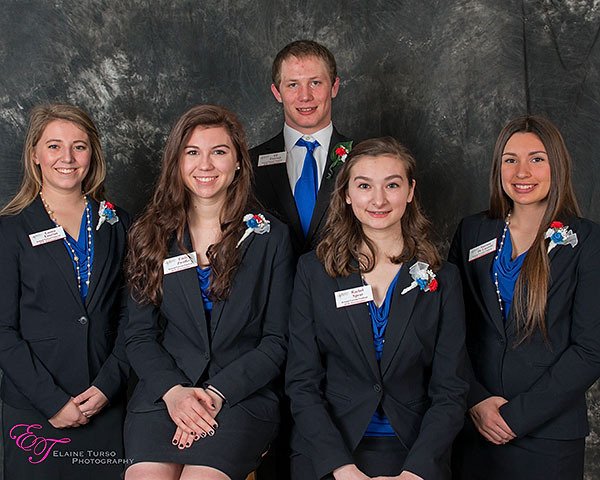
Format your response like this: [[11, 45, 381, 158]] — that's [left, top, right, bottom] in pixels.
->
[[452, 420, 585, 480], [291, 436, 410, 479], [2, 400, 126, 480], [124, 402, 278, 480]]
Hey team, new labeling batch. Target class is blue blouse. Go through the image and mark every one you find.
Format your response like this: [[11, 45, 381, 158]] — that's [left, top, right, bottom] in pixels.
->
[[364, 268, 402, 437], [196, 266, 213, 319], [492, 228, 527, 321], [63, 204, 94, 302]]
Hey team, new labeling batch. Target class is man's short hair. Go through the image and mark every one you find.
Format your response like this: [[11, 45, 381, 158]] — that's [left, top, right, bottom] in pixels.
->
[[271, 40, 337, 88]]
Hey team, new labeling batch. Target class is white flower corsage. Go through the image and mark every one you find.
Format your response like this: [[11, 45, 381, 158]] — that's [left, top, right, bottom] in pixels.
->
[[544, 221, 578, 253], [401, 261, 438, 295], [96, 200, 119, 231], [236, 213, 270, 248]]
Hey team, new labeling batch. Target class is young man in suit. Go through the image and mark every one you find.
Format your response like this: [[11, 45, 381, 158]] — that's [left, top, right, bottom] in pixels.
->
[[250, 40, 351, 257]]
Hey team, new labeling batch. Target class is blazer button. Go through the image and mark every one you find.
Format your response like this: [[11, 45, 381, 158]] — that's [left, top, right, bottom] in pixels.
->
[[77, 316, 88, 325], [373, 384, 382, 393], [204, 353, 210, 360]]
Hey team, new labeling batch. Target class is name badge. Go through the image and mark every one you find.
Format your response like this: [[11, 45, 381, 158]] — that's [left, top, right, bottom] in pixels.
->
[[468, 238, 497, 262], [163, 252, 198, 275], [334, 285, 373, 308], [258, 151, 286, 167], [29, 226, 66, 247]]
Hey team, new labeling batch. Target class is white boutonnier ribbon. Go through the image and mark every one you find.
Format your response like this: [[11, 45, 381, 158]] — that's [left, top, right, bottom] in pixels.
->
[[236, 213, 271, 248], [96, 200, 119, 231], [544, 221, 578, 253], [400, 261, 438, 295]]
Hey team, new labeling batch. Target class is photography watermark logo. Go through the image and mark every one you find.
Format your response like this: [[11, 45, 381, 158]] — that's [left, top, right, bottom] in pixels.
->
[[8, 423, 134, 466], [9, 423, 71, 464]]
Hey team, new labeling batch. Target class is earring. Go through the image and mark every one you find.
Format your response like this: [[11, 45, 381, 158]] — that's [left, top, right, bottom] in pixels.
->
[[236, 165, 240, 170]]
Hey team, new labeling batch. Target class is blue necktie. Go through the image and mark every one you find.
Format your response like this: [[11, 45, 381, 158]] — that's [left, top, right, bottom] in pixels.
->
[[294, 138, 320, 236]]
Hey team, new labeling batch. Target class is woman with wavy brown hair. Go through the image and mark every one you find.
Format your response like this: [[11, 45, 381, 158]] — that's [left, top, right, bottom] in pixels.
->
[[286, 137, 468, 480], [124, 104, 294, 480], [449, 115, 600, 480], [0, 103, 129, 480]]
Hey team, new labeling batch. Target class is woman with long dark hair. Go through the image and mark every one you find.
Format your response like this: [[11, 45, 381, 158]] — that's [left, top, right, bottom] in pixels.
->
[[0, 103, 129, 479], [286, 137, 468, 480], [450, 115, 600, 479], [124, 105, 294, 480]]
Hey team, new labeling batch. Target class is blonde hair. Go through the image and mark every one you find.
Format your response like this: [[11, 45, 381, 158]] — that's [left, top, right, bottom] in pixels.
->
[[1, 103, 106, 216]]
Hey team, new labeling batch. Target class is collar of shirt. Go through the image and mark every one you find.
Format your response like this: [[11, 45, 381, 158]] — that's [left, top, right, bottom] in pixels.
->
[[283, 123, 333, 191]]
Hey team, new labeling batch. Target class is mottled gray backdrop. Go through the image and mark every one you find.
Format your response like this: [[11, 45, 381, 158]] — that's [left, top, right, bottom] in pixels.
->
[[1, 0, 599, 477]]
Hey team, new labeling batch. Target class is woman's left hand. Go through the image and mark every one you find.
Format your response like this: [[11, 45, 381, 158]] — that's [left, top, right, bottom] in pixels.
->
[[373, 472, 424, 480], [73, 386, 109, 419]]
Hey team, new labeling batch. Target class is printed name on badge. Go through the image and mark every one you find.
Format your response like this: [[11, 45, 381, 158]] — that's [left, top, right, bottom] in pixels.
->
[[257, 151, 286, 167], [468, 238, 497, 262], [163, 252, 198, 275], [29, 226, 66, 247], [334, 285, 374, 308]]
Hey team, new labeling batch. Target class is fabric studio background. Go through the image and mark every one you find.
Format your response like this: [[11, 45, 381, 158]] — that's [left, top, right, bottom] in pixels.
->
[[0, 1, 599, 478]]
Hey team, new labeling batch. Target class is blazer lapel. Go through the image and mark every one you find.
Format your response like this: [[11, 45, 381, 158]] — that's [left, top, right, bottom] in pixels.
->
[[473, 220, 507, 337], [335, 272, 381, 381], [85, 200, 111, 309], [306, 129, 346, 242], [169, 232, 210, 347], [210, 232, 256, 338], [23, 198, 82, 306], [260, 133, 304, 241], [380, 262, 420, 377]]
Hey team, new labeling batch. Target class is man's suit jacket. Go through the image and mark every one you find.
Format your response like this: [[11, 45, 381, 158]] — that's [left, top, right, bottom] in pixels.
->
[[0, 197, 130, 418], [285, 252, 469, 480], [448, 213, 600, 439], [249, 128, 350, 256], [126, 215, 294, 422]]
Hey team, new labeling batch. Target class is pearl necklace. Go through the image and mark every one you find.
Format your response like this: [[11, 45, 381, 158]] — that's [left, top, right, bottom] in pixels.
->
[[39, 192, 93, 293], [493, 212, 511, 315]]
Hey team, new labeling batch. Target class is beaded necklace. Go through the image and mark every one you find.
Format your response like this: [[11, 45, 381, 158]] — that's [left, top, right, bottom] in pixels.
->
[[39, 192, 93, 293], [493, 212, 511, 315]]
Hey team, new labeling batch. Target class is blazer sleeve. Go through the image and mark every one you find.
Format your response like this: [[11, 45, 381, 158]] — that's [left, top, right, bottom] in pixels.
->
[[402, 265, 469, 480], [285, 258, 354, 478], [0, 219, 70, 418], [126, 296, 192, 403], [499, 228, 600, 437], [206, 226, 294, 406], [448, 220, 494, 407], [91, 209, 131, 402]]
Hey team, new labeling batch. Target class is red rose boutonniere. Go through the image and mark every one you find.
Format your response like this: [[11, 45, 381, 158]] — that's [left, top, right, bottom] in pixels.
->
[[325, 141, 353, 179]]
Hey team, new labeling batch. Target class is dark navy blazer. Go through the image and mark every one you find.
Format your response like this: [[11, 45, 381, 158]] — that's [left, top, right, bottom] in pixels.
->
[[126, 215, 294, 423], [0, 196, 130, 418], [250, 128, 350, 256], [449, 213, 600, 440], [286, 252, 469, 480]]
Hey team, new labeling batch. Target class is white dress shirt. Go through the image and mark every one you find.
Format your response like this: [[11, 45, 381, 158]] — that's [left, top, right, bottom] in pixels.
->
[[283, 123, 333, 192]]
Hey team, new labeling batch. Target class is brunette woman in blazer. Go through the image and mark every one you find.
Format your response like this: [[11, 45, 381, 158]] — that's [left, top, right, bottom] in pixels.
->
[[124, 105, 294, 480], [286, 137, 469, 480], [449, 115, 600, 480], [0, 104, 130, 480]]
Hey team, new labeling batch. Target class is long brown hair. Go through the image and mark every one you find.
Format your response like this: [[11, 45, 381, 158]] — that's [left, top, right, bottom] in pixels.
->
[[1, 103, 106, 215], [126, 105, 257, 305], [489, 115, 581, 343], [317, 137, 441, 277]]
